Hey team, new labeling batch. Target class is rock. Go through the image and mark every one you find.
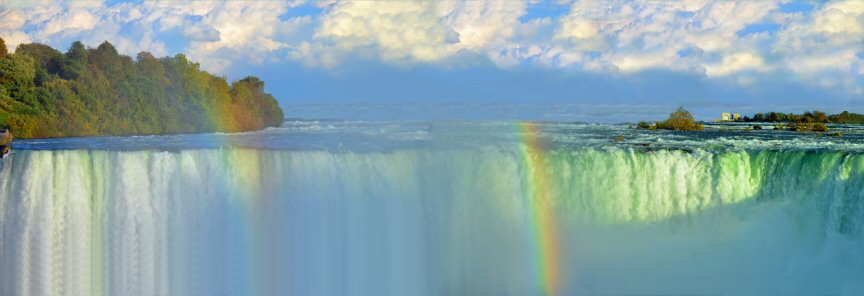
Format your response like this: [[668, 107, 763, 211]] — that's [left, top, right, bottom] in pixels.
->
[[0, 130, 11, 146]]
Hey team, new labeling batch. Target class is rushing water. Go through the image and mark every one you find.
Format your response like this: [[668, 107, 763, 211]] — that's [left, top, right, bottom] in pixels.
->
[[1, 121, 863, 295]]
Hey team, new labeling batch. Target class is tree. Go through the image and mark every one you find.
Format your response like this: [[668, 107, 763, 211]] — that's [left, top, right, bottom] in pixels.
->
[[637, 121, 652, 129], [0, 53, 37, 103], [0, 37, 7, 59], [16, 43, 63, 86], [813, 111, 828, 123], [0, 40, 285, 138], [655, 107, 704, 131], [60, 41, 88, 80], [16, 43, 62, 69], [89, 41, 120, 68], [66, 41, 87, 60], [753, 113, 766, 122], [801, 111, 815, 123]]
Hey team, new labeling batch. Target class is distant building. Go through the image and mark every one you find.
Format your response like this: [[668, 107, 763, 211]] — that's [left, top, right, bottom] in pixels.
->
[[720, 112, 741, 122]]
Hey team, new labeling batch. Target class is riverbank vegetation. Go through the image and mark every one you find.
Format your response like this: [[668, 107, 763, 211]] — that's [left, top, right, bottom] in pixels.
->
[[732, 111, 864, 124], [0, 37, 284, 138], [636, 107, 841, 134], [726, 110, 851, 133], [782, 122, 830, 132]]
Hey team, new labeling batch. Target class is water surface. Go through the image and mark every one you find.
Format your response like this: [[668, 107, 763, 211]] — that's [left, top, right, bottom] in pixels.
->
[[1, 120, 862, 295]]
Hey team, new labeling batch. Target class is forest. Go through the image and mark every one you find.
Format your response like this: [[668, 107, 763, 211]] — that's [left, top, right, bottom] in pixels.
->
[[0, 37, 284, 138]]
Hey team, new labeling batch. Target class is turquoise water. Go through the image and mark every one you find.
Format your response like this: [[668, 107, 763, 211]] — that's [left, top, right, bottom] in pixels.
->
[[1, 121, 863, 295], [13, 120, 864, 152]]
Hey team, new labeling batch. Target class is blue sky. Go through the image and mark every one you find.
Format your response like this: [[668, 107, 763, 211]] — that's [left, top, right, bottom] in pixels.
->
[[0, 0, 862, 122]]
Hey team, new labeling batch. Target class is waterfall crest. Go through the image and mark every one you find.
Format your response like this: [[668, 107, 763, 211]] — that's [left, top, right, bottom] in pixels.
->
[[1, 148, 862, 295]]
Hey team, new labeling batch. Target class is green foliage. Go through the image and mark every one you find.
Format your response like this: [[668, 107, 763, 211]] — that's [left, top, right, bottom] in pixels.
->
[[812, 122, 829, 132], [655, 107, 704, 131], [748, 110, 864, 124], [0, 37, 7, 58], [785, 122, 829, 132], [59, 41, 88, 80], [15, 43, 61, 69], [829, 111, 864, 124], [0, 40, 284, 138]]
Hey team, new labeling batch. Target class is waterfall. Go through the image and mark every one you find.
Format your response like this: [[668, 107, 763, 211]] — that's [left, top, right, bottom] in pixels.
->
[[1, 148, 862, 295]]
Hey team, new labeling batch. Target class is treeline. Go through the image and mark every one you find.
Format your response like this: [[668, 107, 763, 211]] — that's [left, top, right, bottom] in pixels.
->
[[735, 111, 864, 124], [0, 37, 283, 138]]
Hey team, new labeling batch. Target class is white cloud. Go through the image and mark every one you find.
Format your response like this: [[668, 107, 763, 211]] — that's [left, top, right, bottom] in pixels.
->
[[313, 1, 457, 63], [0, 10, 26, 31], [759, 0, 864, 98], [36, 9, 99, 39], [443, 0, 527, 50], [303, 0, 530, 67], [0, 31, 31, 50], [706, 51, 765, 76], [555, 1, 603, 41], [183, 24, 220, 42], [774, 0, 864, 76], [186, 2, 302, 71], [813, 1, 864, 34], [0, 9, 30, 49], [549, 0, 780, 74], [0, 0, 860, 96]]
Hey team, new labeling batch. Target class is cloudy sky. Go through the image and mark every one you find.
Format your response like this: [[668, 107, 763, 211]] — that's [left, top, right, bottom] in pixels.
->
[[0, 0, 862, 121]]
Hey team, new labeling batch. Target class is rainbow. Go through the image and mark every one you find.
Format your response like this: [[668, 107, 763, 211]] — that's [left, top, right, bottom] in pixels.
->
[[517, 122, 563, 295]]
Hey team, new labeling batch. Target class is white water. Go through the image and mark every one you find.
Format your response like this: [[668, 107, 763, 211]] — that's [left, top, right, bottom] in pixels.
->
[[1, 148, 863, 295]]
